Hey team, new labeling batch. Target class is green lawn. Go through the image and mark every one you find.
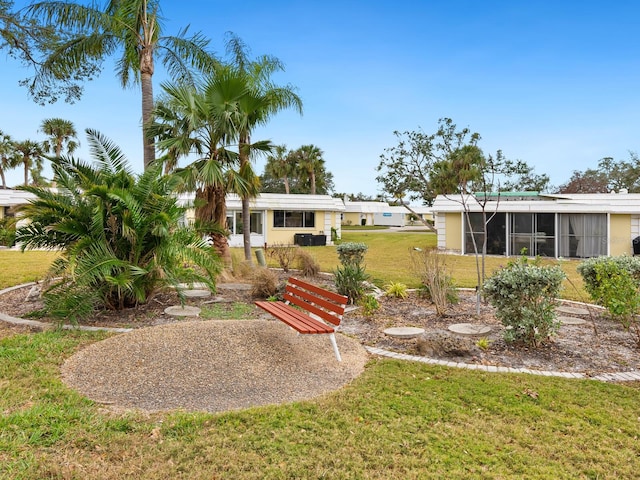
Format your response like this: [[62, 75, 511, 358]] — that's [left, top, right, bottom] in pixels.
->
[[1, 237, 638, 478]]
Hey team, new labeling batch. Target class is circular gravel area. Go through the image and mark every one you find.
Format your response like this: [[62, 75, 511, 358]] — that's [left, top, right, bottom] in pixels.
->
[[61, 320, 368, 414]]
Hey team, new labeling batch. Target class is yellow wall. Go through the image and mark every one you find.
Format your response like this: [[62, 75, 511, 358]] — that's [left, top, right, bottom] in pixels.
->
[[342, 212, 360, 226], [610, 214, 631, 256], [266, 209, 336, 246], [445, 213, 463, 251]]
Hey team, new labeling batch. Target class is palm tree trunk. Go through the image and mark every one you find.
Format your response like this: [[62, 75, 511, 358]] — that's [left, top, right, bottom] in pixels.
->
[[195, 185, 232, 269], [239, 134, 253, 264], [0, 170, 5, 188], [283, 176, 290, 194], [310, 170, 316, 195], [140, 51, 156, 170], [23, 161, 29, 186]]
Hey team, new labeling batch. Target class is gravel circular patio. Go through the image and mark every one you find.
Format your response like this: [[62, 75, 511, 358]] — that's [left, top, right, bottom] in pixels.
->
[[61, 319, 369, 414]]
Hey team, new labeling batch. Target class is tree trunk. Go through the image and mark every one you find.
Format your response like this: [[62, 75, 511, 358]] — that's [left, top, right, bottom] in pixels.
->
[[195, 185, 232, 269], [0, 169, 5, 188], [239, 133, 252, 264], [23, 162, 28, 186], [284, 176, 290, 194], [310, 170, 316, 195], [140, 50, 156, 170]]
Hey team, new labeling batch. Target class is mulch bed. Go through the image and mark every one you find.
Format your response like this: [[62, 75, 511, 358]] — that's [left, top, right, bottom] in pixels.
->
[[2, 273, 640, 376]]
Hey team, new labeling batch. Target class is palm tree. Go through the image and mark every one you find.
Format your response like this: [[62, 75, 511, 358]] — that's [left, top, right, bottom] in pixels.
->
[[0, 130, 15, 188], [12, 140, 43, 186], [27, 0, 215, 169], [15, 129, 221, 319], [149, 71, 259, 267], [295, 144, 325, 195], [264, 145, 294, 194], [39, 118, 79, 157], [226, 35, 303, 262]]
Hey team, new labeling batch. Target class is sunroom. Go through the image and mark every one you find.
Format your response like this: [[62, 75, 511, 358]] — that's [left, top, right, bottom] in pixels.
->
[[432, 193, 640, 259]]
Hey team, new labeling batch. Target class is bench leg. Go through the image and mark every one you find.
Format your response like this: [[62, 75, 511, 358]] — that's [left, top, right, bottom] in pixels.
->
[[329, 333, 342, 362]]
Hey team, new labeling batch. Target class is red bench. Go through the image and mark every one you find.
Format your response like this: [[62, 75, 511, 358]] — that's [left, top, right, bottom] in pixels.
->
[[255, 277, 349, 362]]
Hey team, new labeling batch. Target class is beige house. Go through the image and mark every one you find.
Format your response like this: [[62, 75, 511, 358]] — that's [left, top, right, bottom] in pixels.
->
[[432, 192, 640, 258], [181, 193, 345, 247]]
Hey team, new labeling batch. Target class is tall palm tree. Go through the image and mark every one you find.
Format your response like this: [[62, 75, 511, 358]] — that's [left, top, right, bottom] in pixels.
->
[[149, 71, 260, 267], [225, 35, 303, 262], [12, 140, 43, 186], [0, 130, 15, 188], [295, 144, 325, 195], [27, 0, 215, 169], [39, 117, 79, 157]]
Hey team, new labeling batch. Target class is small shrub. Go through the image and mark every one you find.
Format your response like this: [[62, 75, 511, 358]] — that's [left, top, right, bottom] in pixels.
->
[[385, 282, 408, 299], [266, 243, 299, 272], [0, 216, 16, 247], [476, 337, 491, 351], [359, 294, 380, 316], [411, 247, 457, 316], [334, 242, 370, 304], [251, 267, 279, 299], [336, 242, 368, 267], [296, 250, 321, 277], [334, 264, 370, 304], [483, 257, 565, 347]]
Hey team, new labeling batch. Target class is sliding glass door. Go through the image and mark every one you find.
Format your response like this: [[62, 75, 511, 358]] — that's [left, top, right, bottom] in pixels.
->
[[558, 214, 607, 258], [509, 213, 555, 257]]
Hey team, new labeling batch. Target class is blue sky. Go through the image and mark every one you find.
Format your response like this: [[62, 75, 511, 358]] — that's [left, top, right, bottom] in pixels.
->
[[3, 1, 640, 196]]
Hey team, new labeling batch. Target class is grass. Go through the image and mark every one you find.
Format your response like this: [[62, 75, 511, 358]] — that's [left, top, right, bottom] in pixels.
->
[[341, 224, 390, 230], [0, 250, 59, 289], [1, 332, 639, 478], [2, 235, 639, 477], [200, 302, 255, 320]]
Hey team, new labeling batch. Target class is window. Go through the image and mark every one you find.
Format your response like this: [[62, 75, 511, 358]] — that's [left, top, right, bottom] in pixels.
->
[[509, 213, 555, 257], [226, 211, 264, 235], [273, 210, 315, 228], [464, 212, 506, 255], [558, 214, 606, 258]]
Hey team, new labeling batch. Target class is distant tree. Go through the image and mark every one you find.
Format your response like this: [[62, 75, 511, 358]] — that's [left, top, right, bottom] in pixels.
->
[[500, 160, 551, 192], [294, 144, 324, 195], [260, 145, 334, 195], [333, 192, 380, 202], [0, 130, 16, 188], [12, 139, 43, 186], [557, 169, 608, 193], [556, 153, 640, 194], [39, 117, 78, 157], [264, 145, 294, 194], [26, 0, 215, 169]]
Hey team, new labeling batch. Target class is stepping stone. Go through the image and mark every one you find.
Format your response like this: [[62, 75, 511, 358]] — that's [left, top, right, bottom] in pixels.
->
[[182, 289, 211, 298], [448, 323, 492, 336], [558, 316, 587, 326], [556, 305, 589, 316], [175, 282, 208, 290], [384, 327, 425, 339], [164, 305, 201, 317], [217, 283, 252, 291]]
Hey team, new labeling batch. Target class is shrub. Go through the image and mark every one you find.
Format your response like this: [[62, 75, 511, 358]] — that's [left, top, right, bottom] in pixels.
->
[[336, 242, 368, 267], [359, 294, 380, 316], [296, 250, 321, 277], [15, 130, 221, 322], [267, 243, 299, 272], [577, 256, 640, 333], [385, 282, 408, 299], [410, 247, 458, 316], [0, 216, 16, 247], [334, 264, 370, 304], [483, 257, 565, 347], [250, 267, 279, 299], [334, 242, 370, 303]]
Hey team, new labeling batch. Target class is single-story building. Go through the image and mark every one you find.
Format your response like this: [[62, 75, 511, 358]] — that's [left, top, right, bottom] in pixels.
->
[[343, 200, 433, 227], [181, 193, 345, 247], [0, 188, 34, 221], [432, 192, 640, 258]]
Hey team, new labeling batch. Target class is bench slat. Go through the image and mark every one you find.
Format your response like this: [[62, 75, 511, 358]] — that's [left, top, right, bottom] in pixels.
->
[[288, 277, 348, 305], [255, 301, 334, 334], [283, 290, 342, 326]]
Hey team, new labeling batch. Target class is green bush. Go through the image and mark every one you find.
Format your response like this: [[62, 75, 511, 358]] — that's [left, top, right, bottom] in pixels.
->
[[577, 256, 640, 330], [334, 242, 370, 303], [336, 242, 368, 267], [483, 257, 565, 347], [0, 217, 16, 247]]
